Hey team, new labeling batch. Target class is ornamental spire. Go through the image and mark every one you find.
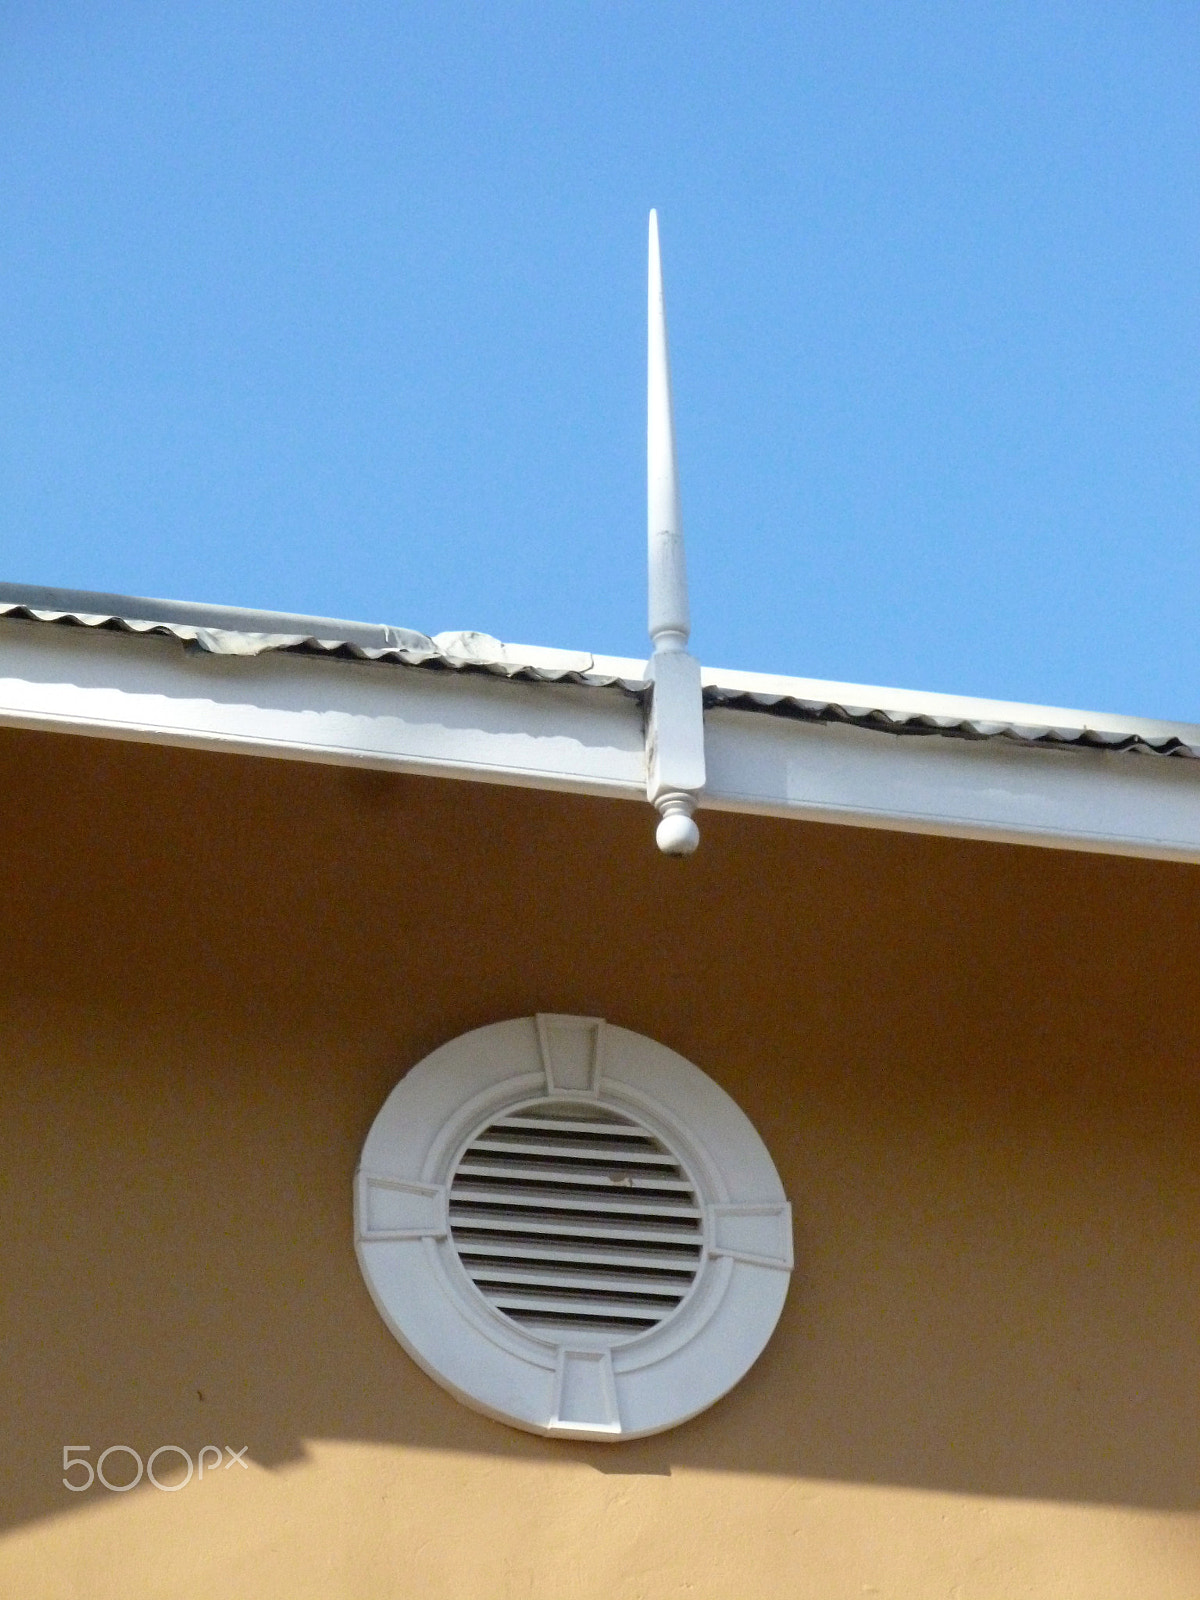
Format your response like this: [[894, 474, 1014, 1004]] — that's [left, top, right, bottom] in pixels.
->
[[645, 211, 704, 855], [647, 209, 689, 652]]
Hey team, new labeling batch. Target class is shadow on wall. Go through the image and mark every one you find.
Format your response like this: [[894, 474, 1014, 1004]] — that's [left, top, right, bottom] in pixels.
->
[[1, 729, 1199, 1533]]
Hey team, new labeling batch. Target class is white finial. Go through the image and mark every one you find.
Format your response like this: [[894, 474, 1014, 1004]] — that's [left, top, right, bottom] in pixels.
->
[[645, 211, 704, 855], [655, 793, 700, 856], [647, 209, 689, 653]]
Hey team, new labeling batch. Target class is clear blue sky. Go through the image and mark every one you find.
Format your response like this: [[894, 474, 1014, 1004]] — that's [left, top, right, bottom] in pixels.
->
[[2, 4, 1197, 716]]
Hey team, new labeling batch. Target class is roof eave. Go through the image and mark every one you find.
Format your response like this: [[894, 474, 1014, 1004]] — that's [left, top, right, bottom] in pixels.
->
[[2, 593, 1199, 866]]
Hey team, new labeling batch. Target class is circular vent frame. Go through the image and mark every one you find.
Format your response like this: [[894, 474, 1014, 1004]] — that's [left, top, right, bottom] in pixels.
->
[[355, 1016, 793, 1441]]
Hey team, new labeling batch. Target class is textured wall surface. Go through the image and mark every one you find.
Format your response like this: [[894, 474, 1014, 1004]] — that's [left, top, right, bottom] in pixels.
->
[[1, 726, 1198, 1598]]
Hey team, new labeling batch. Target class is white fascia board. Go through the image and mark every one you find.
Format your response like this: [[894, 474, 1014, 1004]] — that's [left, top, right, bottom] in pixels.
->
[[0, 621, 647, 797], [697, 662, 1200, 862], [704, 711, 1200, 863], [3, 617, 1200, 864]]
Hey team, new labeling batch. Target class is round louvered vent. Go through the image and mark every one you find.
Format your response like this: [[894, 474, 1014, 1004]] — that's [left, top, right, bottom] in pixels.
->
[[356, 1016, 793, 1441], [448, 1102, 703, 1341]]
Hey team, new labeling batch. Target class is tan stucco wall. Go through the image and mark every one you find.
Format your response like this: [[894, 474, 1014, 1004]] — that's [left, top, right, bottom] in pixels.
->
[[1, 725, 1198, 1598]]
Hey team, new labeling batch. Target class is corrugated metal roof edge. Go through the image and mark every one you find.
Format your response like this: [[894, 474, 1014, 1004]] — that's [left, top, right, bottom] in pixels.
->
[[0, 596, 646, 693], [3, 583, 1199, 760], [702, 684, 1200, 758]]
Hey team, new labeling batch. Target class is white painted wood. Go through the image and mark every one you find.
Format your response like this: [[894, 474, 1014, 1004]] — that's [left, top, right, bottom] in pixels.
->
[[646, 210, 704, 853], [646, 647, 705, 800], [3, 614, 1200, 863], [0, 621, 645, 796], [646, 210, 689, 654], [703, 709, 1200, 863]]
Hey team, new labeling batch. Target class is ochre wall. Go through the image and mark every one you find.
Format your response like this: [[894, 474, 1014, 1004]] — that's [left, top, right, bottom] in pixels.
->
[[1, 726, 1198, 1598]]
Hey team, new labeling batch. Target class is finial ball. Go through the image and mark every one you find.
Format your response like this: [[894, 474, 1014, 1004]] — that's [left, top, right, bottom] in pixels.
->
[[656, 811, 700, 856]]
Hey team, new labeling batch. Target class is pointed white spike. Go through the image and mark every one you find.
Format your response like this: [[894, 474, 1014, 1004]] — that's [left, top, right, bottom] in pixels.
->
[[647, 209, 689, 652], [645, 211, 703, 856]]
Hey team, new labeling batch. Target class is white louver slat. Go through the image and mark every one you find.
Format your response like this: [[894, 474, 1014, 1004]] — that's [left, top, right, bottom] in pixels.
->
[[449, 1102, 704, 1339]]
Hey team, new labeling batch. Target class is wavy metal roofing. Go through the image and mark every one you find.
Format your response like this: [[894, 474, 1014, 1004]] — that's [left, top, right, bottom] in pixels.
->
[[701, 684, 1200, 758], [0, 583, 641, 690], [3, 580, 1198, 759]]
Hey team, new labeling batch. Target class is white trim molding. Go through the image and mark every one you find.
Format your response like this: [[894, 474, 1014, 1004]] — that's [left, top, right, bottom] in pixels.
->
[[2, 611, 1200, 864], [703, 707, 1200, 863]]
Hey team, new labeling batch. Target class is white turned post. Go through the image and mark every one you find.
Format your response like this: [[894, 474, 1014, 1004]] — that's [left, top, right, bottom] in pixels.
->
[[647, 210, 689, 653], [646, 210, 705, 855]]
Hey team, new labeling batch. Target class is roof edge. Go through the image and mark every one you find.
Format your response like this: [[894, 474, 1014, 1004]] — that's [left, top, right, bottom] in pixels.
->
[[4, 579, 1199, 757], [0, 581, 425, 651]]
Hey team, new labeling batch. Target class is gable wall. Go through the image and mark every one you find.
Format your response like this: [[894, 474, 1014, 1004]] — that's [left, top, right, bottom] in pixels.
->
[[2, 727, 1197, 1597]]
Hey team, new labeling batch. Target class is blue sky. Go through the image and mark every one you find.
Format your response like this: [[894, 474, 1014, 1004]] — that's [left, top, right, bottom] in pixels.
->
[[1, 4, 1197, 716]]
